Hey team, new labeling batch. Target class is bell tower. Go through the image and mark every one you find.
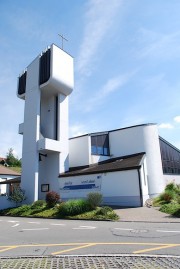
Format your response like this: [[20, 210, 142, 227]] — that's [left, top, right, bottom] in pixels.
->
[[17, 44, 74, 203]]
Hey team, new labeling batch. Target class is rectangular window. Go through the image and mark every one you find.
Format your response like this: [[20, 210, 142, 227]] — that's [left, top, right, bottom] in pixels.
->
[[91, 133, 109, 156], [159, 137, 180, 175]]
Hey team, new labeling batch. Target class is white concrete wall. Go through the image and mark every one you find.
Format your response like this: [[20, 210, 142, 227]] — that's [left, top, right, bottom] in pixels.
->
[[163, 175, 180, 185], [138, 157, 149, 204], [109, 124, 164, 197], [90, 155, 110, 164], [59, 169, 142, 207], [39, 152, 60, 200], [20, 56, 40, 204], [17, 44, 74, 207], [69, 135, 90, 167]]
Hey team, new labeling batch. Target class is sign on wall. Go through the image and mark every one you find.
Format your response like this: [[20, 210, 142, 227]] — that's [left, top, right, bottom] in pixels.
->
[[59, 176, 102, 192]]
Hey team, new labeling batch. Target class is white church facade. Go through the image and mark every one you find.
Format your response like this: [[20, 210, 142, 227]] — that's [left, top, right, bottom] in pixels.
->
[[16, 44, 180, 207]]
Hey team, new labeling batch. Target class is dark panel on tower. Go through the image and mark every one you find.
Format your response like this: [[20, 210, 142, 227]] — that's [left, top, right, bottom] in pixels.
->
[[39, 48, 51, 85], [18, 71, 27, 95]]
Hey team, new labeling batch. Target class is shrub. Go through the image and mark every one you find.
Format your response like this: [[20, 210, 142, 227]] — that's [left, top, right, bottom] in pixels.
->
[[58, 199, 91, 216], [8, 186, 26, 206], [87, 192, 103, 209], [165, 182, 179, 193], [46, 191, 60, 208], [159, 190, 176, 203], [160, 203, 180, 215], [31, 200, 46, 209], [173, 208, 180, 217], [95, 206, 113, 216], [4, 205, 31, 216]]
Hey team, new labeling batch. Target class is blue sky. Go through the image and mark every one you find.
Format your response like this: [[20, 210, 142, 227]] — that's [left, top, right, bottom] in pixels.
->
[[0, 0, 180, 158]]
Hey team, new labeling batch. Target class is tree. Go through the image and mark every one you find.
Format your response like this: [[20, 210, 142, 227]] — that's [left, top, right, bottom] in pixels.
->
[[6, 148, 21, 167], [8, 186, 26, 206]]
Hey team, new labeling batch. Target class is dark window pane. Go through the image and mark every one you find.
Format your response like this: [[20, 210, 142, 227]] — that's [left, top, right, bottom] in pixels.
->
[[159, 137, 180, 175], [91, 134, 109, 156]]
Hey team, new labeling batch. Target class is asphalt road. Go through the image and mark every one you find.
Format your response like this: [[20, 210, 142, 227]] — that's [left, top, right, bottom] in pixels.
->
[[0, 216, 180, 257]]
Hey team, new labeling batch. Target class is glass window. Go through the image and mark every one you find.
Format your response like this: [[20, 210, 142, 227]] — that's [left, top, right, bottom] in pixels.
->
[[91, 133, 110, 156], [159, 137, 180, 175]]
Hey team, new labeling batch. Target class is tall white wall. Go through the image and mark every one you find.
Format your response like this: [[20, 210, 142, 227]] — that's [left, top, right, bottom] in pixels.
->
[[109, 124, 164, 197], [142, 125, 165, 197], [69, 135, 90, 167], [20, 57, 40, 203], [18, 44, 74, 205], [58, 94, 69, 173]]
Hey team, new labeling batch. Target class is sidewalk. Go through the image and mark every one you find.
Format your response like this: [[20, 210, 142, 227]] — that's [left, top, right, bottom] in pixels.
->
[[114, 206, 180, 222], [0, 255, 180, 269]]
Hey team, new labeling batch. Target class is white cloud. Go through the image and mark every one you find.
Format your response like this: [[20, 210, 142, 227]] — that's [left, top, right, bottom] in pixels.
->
[[174, 116, 180, 123], [76, 0, 123, 76], [84, 70, 136, 112], [137, 28, 180, 60], [158, 123, 174, 129], [69, 124, 87, 138]]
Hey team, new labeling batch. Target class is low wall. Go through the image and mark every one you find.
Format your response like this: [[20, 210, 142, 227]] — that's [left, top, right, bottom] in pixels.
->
[[0, 196, 14, 210]]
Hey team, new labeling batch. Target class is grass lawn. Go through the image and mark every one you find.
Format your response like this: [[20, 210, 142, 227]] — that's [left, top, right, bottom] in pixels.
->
[[153, 183, 180, 218], [0, 203, 119, 221]]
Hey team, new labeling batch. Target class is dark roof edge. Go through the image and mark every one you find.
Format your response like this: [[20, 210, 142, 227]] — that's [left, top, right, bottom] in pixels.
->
[[69, 123, 156, 140], [59, 152, 145, 178], [59, 166, 141, 178], [159, 136, 180, 153]]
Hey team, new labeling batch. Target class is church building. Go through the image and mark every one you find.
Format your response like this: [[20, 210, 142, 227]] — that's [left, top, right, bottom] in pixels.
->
[[16, 44, 180, 207]]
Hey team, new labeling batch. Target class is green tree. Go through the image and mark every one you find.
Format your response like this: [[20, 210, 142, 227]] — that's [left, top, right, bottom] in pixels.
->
[[8, 186, 26, 206], [6, 148, 21, 167]]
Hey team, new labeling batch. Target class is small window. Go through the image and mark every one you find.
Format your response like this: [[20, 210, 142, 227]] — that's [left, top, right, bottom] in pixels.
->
[[91, 133, 109, 156]]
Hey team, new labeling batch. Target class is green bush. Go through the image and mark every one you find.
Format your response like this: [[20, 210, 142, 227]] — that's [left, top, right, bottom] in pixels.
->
[[5, 205, 31, 216], [159, 190, 176, 203], [58, 199, 91, 216], [8, 186, 26, 206], [94, 206, 113, 216], [31, 200, 46, 209], [173, 208, 180, 217], [46, 191, 60, 208], [87, 192, 103, 209], [160, 203, 180, 215]]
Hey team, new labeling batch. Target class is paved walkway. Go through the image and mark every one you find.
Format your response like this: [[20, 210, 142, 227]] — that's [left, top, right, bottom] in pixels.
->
[[0, 255, 180, 269], [114, 206, 180, 222]]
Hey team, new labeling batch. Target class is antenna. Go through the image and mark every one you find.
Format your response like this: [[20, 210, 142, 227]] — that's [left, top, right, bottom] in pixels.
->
[[58, 34, 68, 50]]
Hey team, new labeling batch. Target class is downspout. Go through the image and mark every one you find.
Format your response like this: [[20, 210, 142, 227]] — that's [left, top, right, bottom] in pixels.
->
[[137, 168, 143, 207]]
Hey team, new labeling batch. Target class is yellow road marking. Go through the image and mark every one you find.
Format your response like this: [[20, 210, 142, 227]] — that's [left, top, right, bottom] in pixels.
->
[[133, 244, 179, 254], [0, 242, 180, 255], [0, 246, 17, 253], [52, 243, 96, 255]]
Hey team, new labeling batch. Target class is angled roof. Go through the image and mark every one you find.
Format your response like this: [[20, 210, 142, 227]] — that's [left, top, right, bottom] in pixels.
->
[[0, 177, 21, 184], [0, 165, 21, 176], [59, 152, 145, 178]]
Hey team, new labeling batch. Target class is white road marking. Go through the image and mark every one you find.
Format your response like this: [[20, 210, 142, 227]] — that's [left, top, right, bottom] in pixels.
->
[[73, 226, 96, 230], [22, 228, 49, 231], [8, 221, 20, 223], [12, 223, 20, 228], [156, 230, 180, 233], [28, 221, 40, 224], [50, 223, 66, 226], [114, 228, 133, 231]]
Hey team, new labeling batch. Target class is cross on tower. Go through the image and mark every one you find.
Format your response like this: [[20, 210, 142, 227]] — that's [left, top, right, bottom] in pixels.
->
[[58, 34, 68, 50]]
